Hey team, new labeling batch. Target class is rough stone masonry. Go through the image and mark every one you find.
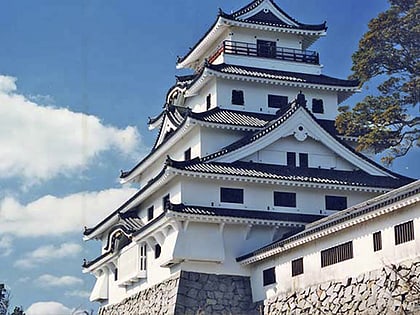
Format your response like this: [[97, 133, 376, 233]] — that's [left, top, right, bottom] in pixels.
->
[[98, 259, 419, 315]]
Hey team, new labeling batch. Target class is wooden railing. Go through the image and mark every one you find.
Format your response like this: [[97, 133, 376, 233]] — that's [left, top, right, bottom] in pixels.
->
[[208, 40, 319, 65]]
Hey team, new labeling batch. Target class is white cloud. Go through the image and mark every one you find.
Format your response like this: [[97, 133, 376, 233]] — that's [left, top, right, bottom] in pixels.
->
[[0, 187, 137, 237], [0, 235, 13, 256], [36, 274, 83, 287], [0, 74, 142, 183], [15, 242, 82, 268], [26, 301, 72, 315], [65, 289, 91, 298], [0, 75, 17, 93]]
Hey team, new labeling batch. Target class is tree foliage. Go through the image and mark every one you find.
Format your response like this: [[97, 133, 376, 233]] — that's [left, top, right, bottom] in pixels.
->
[[336, 0, 419, 164]]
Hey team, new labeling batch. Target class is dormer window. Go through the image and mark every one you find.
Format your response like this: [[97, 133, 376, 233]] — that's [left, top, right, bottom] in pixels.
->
[[257, 40, 276, 58], [268, 95, 288, 109], [312, 99, 324, 113], [231, 90, 244, 105]]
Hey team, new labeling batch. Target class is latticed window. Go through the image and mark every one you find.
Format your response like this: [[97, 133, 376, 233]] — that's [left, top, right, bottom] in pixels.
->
[[394, 221, 414, 245], [373, 231, 382, 252], [268, 94, 288, 109], [139, 244, 147, 271], [291, 257, 304, 277], [321, 241, 353, 267], [274, 191, 296, 207]]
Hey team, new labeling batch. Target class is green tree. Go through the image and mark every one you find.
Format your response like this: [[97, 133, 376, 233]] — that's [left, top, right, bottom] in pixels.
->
[[336, 0, 419, 165]]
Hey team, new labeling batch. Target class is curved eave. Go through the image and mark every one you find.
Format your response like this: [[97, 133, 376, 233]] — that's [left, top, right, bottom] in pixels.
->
[[167, 165, 393, 194], [185, 67, 359, 99], [177, 16, 326, 70], [85, 168, 173, 240], [148, 110, 165, 130], [120, 119, 193, 184], [177, 16, 227, 69]]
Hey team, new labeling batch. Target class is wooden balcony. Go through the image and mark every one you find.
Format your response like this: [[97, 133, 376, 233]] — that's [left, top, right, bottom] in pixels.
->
[[209, 40, 319, 65]]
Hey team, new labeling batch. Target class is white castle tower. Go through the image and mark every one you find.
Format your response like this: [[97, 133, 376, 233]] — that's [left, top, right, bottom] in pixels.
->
[[83, 1, 417, 314]]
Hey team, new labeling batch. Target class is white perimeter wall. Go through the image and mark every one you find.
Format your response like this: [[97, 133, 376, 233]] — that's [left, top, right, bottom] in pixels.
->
[[249, 202, 420, 302]]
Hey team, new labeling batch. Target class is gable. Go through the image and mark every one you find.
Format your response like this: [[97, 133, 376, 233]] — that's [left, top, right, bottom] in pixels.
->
[[233, 0, 299, 27], [210, 105, 398, 178]]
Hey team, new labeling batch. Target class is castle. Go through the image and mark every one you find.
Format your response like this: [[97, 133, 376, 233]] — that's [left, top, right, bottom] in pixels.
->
[[83, 1, 419, 314]]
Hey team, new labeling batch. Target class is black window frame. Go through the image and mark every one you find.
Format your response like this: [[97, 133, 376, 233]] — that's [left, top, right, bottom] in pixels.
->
[[273, 191, 296, 208], [220, 187, 244, 204], [154, 244, 161, 259], [291, 257, 304, 277], [321, 241, 353, 267], [206, 93, 211, 110], [312, 98, 324, 114], [184, 148, 191, 161], [325, 195, 347, 211], [299, 153, 308, 168], [373, 231, 382, 252], [114, 268, 118, 281], [147, 206, 154, 221], [394, 220, 414, 245], [268, 94, 288, 109], [257, 40, 276, 58], [162, 194, 170, 209], [287, 152, 296, 167], [231, 90, 244, 106], [263, 267, 276, 286]]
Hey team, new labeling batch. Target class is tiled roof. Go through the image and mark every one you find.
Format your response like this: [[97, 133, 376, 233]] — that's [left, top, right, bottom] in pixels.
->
[[237, 179, 420, 263], [168, 159, 412, 189], [190, 107, 275, 128], [224, 0, 326, 31], [168, 203, 324, 223], [119, 209, 144, 231], [207, 63, 359, 88]]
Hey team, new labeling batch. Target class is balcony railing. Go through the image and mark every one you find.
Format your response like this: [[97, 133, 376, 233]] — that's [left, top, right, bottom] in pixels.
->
[[209, 40, 319, 65]]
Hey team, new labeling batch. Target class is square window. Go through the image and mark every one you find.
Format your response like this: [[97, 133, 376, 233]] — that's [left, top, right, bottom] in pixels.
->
[[268, 95, 288, 109], [292, 258, 304, 277], [147, 206, 154, 221], [220, 187, 244, 204], [232, 90, 244, 105], [325, 195, 347, 211], [312, 99, 324, 113], [373, 231, 382, 252], [287, 152, 296, 167], [299, 153, 308, 168], [257, 40, 276, 58], [274, 192, 296, 207], [394, 221, 414, 245], [263, 267, 276, 286]]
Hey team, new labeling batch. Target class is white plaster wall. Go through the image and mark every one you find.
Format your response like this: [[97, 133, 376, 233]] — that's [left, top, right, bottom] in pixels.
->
[[231, 27, 302, 50], [180, 177, 377, 215], [249, 202, 420, 302], [185, 78, 217, 112], [199, 127, 244, 157], [215, 78, 339, 119], [242, 136, 355, 171]]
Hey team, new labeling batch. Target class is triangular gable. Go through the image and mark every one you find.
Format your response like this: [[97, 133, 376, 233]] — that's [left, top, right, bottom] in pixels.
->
[[203, 101, 401, 178], [153, 107, 186, 149], [232, 0, 299, 27]]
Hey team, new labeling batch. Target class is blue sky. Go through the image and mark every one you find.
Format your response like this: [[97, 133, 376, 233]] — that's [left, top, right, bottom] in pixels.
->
[[0, 0, 418, 313]]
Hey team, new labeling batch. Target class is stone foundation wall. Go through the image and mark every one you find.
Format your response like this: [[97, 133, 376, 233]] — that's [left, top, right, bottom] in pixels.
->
[[98, 271, 259, 315], [264, 258, 420, 315], [98, 275, 179, 315]]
